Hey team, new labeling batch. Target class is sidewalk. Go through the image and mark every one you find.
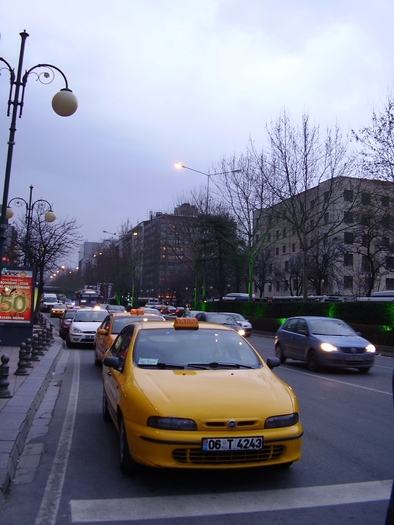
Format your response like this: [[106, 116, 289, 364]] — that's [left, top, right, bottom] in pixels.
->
[[0, 331, 64, 495]]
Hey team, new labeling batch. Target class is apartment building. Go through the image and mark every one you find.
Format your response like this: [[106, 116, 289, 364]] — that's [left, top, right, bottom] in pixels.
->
[[257, 176, 394, 298]]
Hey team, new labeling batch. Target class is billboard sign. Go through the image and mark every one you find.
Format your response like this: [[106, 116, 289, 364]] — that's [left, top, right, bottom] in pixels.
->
[[0, 267, 35, 324]]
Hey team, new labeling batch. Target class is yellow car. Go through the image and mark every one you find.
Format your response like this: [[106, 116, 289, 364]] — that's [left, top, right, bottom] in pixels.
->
[[94, 309, 165, 366], [102, 318, 303, 474], [50, 303, 67, 318]]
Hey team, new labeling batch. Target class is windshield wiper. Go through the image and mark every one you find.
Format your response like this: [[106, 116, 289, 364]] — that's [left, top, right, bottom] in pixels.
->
[[187, 362, 253, 369], [139, 362, 185, 369]]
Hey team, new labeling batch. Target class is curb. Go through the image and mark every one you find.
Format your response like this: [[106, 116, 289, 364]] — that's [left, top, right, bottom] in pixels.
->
[[0, 339, 64, 495]]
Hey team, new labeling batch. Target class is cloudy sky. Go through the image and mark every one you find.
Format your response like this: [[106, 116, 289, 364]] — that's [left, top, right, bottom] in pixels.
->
[[1, 0, 394, 266]]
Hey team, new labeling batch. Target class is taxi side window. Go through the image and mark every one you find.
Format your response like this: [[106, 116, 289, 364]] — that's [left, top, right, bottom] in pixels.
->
[[112, 325, 135, 359], [100, 315, 111, 330]]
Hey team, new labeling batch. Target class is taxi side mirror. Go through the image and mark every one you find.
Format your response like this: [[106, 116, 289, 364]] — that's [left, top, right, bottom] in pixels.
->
[[97, 328, 108, 336], [266, 357, 281, 369], [103, 356, 121, 370]]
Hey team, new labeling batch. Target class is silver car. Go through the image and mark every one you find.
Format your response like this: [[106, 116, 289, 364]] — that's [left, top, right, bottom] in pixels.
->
[[275, 316, 376, 373]]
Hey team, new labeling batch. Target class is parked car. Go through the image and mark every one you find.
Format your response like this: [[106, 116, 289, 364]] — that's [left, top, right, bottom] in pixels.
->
[[221, 312, 252, 337], [94, 310, 165, 365], [194, 312, 246, 337], [66, 308, 108, 348], [274, 316, 376, 373], [102, 317, 302, 473], [58, 307, 79, 339]]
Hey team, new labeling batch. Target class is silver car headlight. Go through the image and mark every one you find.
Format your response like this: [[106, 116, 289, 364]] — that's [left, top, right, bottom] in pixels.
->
[[71, 327, 82, 334], [265, 413, 299, 428], [366, 344, 376, 353], [147, 416, 197, 431]]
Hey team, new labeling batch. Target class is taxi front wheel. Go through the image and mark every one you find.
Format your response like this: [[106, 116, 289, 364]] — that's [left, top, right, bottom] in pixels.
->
[[119, 417, 140, 474]]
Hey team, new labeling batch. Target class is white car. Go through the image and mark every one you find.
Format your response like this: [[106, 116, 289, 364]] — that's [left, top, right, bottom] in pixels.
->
[[221, 312, 252, 337], [66, 308, 108, 348]]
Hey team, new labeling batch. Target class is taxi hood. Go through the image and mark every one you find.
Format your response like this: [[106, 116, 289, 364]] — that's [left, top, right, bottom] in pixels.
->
[[133, 367, 295, 420]]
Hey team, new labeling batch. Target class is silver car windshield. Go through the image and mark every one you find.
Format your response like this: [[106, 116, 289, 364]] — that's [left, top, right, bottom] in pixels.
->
[[133, 329, 261, 369]]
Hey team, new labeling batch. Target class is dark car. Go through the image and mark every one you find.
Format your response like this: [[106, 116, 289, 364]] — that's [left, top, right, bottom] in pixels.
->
[[274, 316, 376, 373], [58, 308, 79, 339], [194, 312, 246, 337]]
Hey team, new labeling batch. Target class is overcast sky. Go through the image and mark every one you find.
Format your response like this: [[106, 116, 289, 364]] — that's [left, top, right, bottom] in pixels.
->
[[1, 0, 394, 266]]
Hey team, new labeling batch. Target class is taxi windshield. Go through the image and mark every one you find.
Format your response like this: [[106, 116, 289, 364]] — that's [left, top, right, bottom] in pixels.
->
[[133, 328, 261, 369]]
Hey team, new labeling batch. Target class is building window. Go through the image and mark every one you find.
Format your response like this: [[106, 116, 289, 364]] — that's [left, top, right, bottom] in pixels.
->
[[344, 253, 353, 266], [361, 215, 370, 227], [292, 243, 296, 252], [282, 245, 286, 254], [361, 192, 371, 205], [362, 234, 369, 247], [361, 255, 369, 272], [385, 278, 394, 290], [284, 260, 289, 271], [276, 230, 279, 240], [344, 232, 354, 244], [276, 281, 280, 292], [269, 263, 273, 273], [386, 257, 394, 270], [283, 228, 287, 238], [381, 237, 389, 248], [275, 247, 279, 256], [267, 233, 271, 242], [382, 196, 390, 208], [344, 190, 353, 202], [381, 216, 390, 229], [344, 212, 353, 224], [343, 276, 353, 289]]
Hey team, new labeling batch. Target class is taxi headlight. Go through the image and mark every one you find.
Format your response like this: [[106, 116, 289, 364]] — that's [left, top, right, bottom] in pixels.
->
[[147, 416, 197, 431], [238, 328, 245, 336], [264, 413, 299, 429], [366, 344, 376, 353], [320, 342, 338, 352]]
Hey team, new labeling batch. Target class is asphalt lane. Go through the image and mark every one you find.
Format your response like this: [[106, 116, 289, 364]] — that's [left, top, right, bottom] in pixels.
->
[[0, 331, 393, 524]]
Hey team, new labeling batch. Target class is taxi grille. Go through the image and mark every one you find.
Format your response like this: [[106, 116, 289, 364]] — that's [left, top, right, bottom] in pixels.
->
[[172, 445, 285, 465]]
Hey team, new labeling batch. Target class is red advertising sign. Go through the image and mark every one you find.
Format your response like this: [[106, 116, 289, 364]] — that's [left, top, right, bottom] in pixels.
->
[[0, 268, 34, 323]]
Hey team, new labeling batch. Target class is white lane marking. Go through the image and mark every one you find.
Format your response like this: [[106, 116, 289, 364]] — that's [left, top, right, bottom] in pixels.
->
[[281, 366, 392, 395], [35, 350, 80, 525], [70, 479, 392, 522]]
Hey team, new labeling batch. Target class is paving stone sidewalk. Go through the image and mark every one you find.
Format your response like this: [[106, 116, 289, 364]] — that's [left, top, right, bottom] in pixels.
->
[[0, 333, 64, 495]]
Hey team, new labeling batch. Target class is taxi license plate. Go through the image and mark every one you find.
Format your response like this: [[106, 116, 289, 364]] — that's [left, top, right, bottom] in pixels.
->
[[202, 437, 263, 452]]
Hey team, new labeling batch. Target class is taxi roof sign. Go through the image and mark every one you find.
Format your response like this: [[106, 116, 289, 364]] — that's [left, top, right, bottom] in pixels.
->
[[173, 317, 199, 330], [130, 308, 145, 315]]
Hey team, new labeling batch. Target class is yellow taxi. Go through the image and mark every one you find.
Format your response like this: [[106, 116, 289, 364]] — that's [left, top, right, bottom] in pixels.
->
[[102, 318, 303, 474], [50, 303, 67, 318], [94, 309, 165, 366]]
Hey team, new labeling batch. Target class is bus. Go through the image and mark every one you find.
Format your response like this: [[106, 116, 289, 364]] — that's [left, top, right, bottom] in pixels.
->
[[74, 287, 103, 306]]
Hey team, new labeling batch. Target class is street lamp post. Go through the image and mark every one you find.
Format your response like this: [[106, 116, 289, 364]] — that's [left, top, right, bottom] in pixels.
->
[[7, 184, 56, 266], [174, 162, 241, 303], [174, 163, 241, 214], [0, 30, 78, 268]]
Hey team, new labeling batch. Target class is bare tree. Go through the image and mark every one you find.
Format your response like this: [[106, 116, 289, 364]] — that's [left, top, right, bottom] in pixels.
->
[[259, 110, 358, 300], [13, 212, 82, 320], [214, 148, 276, 301], [353, 89, 394, 182]]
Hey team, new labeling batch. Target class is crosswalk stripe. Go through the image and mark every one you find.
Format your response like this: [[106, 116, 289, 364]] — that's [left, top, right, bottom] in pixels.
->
[[70, 479, 392, 522]]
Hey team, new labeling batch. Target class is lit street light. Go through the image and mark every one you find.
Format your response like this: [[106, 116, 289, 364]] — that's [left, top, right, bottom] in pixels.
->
[[174, 162, 241, 213], [0, 30, 78, 268], [7, 185, 56, 266]]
